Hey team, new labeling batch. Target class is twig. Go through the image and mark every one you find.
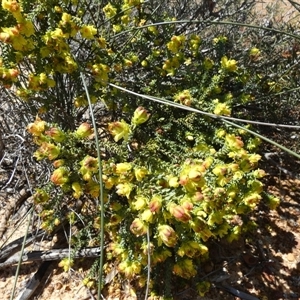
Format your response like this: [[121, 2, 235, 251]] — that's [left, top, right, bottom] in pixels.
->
[[0, 247, 102, 269], [15, 261, 52, 300], [215, 283, 260, 300], [0, 229, 47, 262]]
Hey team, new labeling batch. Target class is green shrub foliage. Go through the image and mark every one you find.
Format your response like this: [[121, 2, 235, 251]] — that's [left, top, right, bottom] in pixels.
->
[[1, 0, 280, 295]]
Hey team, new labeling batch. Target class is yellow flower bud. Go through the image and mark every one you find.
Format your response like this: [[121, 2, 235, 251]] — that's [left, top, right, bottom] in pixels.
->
[[149, 195, 162, 213], [53, 159, 65, 168], [141, 60, 148, 67], [75, 123, 93, 138], [170, 205, 191, 223], [58, 258, 74, 272], [157, 224, 178, 247], [72, 182, 83, 199], [45, 127, 65, 142], [249, 47, 260, 56], [132, 195, 147, 210], [141, 209, 153, 223], [130, 218, 147, 236], [33, 189, 49, 204], [131, 106, 150, 126]]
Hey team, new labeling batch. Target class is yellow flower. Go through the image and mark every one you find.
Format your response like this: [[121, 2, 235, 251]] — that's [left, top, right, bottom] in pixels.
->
[[118, 260, 142, 279], [112, 24, 122, 33], [71, 182, 83, 199], [108, 120, 130, 142], [196, 281, 211, 297], [109, 213, 123, 226], [85, 180, 100, 198], [141, 209, 154, 223], [80, 155, 98, 172], [248, 154, 261, 164], [225, 134, 244, 150], [132, 195, 147, 210], [50, 167, 69, 185], [115, 162, 132, 174], [121, 15, 130, 25], [174, 90, 193, 106], [221, 56, 237, 72], [79, 156, 98, 181], [2, 0, 21, 13], [173, 259, 197, 279], [82, 277, 95, 288], [50, 28, 65, 39], [168, 176, 179, 188], [189, 34, 201, 53], [116, 183, 133, 198], [91, 63, 109, 84], [152, 248, 172, 265], [167, 35, 185, 53], [97, 37, 106, 48], [38, 73, 48, 84], [132, 167, 147, 181], [58, 258, 74, 272], [177, 241, 208, 258], [18, 20, 35, 37], [61, 12, 72, 24], [169, 204, 191, 223], [33, 189, 49, 204], [148, 26, 158, 35], [252, 169, 266, 179], [36, 142, 61, 160], [103, 176, 116, 189], [80, 25, 97, 39], [27, 116, 46, 136], [103, 3, 117, 18], [0, 31, 11, 43], [243, 192, 261, 209], [214, 102, 231, 116]]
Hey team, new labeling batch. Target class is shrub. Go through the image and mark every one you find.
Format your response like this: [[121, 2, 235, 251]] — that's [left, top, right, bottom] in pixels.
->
[[1, 0, 285, 297]]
